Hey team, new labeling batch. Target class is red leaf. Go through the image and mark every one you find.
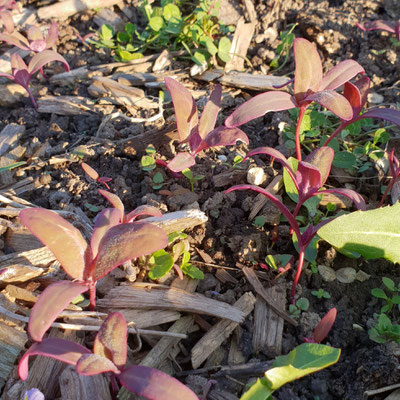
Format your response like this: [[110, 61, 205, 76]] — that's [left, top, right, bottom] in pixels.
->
[[203, 126, 249, 151], [28, 281, 88, 342], [20, 208, 88, 280], [359, 108, 400, 127], [305, 146, 334, 186], [164, 77, 198, 142], [353, 76, 370, 111], [82, 162, 99, 180], [306, 90, 353, 121], [98, 189, 124, 221], [167, 152, 196, 173], [198, 84, 221, 139], [0, 30, 30, 50], [319, 60, 364, 91], [125, 205, 162, 223], [296, 161, 321, 199], [93, 312, 127, 368], [76, 354, 120, 375], [119, 365, 199, 400], [293, 38, 323, 101], [225, 91, 296, 128], [93, 222, 168, 281], [313, 308, 337, 343], [18, 338, 91, 380], [28, 50, 69, 75]]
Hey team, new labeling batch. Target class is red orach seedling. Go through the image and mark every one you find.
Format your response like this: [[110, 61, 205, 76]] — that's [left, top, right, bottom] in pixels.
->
[[226, 146, 366, 301], [164, 77, 249, 172], [379, 149, 400, 207], [225, 38, 364, 161], [304, 308, 337, 343], [0, 0, 18, 33], [20, 207, 168, 342], [81, 162, 112, 190], [19, 312, 198, 400], [357, 19, 400, 41], [0, 51, 69, 108], [324, 76, 400, 146]]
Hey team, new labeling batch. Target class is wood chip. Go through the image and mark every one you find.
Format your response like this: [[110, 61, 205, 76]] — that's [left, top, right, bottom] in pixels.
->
[[37, 95, 106, 115], [242, 267, 296, 326], [3, 284, 38, 304], [4, 223, 42, 252], [0, 124, 25, 157], [113, 71, 174, 86], [115, 309, 181, 329], [93, 8, 125, 31], [97, 283, 246, 323], [215, 269, 239, 285], [191, 292, 256, 369], [212, 169, 247, 188]]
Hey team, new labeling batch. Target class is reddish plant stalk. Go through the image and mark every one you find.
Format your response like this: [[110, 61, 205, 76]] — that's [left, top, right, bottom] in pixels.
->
[[89, 282, 96, 310], [324, 121, 346, 146], [291, 248, 305, 302]]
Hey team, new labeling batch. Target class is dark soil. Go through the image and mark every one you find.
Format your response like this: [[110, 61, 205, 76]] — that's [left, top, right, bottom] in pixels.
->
[[0, 0, 399, 399]]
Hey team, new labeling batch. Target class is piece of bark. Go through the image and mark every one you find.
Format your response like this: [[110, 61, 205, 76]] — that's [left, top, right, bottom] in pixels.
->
[[208, 389, 240, 400], [12, 7, 37, 28], [219, 72, 290, 91], [215, 269, 239, 285], [37, 95, 107, 115], [0, 177, 41, 196], [191, 292, 256, 369], [170, 275, 199, 292], [228, 333, 246, 365], [97, 283, 246, 323], [248, 175, 283, 220], [37, 0, 122, 20], [0, 321, 27, 390], [252, 288, 285, 357], [3, 284, 38, 304], [243, 0, 257, 22], [212, 169, 247, 188], [60, 365, 112, 400], [384, 388, 400, 400], [113, 72, 174, 86], [0, 83, 31, 108], [225, 18, 255, 73], [0, 124, 25, 157], [112, 309, 181, 329], [93, 8, 125, 31], [121, 124, 178, 156], [88, 76, 158, 109], [50, 66, 101, 86], [242, 267, 296, 326], [4, 223, 42, 252]]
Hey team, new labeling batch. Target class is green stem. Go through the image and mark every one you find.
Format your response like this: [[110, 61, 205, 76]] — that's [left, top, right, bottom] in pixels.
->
[[295, 106, 308, 161]]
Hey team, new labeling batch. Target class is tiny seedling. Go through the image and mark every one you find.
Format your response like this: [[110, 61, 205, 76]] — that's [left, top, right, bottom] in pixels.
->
[[311, 288, 331, 300], [0, 51, 69, 108], [357, 19, 400, 43], [304, 308, 337, 343], [152, 171, 164, 190], [182, 168, 204, 191], [165, 77, 249, 172], [20, 207, 168, 342], [81, 162, 112, 190], [226, 146, 365, 301], [225, 38, 364, 160], [371, 277, 400, 313], [369, 313, 400, 344], [264, 254, 293, 272], [289, 297, 309, 317], [0, 0, 18, 33], [241, 342, 340, 400], [270, 23, 297, 70], [19, 313, 198, 400], [141, 145, 157, 171]]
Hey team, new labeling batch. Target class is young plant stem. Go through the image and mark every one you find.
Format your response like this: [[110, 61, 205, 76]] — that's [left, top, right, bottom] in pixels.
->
[[324, 121, 346, 146], [89, 282, 96, 310], [379, 178, 394, 207], [291, 248, 305, 303], [295, 106, 308, 161]]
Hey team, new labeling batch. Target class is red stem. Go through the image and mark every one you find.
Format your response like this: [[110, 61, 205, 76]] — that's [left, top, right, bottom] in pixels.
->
[[27, 88, 38, 109], [324, 121, 346, 146], [89, 282, 96, 310], [295, 106, 308, 161], [291, 249, 305, 303], [379, 177, 395, 207]]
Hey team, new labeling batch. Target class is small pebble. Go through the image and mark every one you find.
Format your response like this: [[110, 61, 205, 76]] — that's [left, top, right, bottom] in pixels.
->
[[336, 267, 357, 283], [356, 270, 371, 282], [367, 92, 384, 104], [247, 167, 267, 186], [318, 265, 336, 282], [217, 155, 227, 162]]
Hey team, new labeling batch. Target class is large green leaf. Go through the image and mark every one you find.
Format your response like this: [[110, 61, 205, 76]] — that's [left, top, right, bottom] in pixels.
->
[[318, 203, 400, 263]]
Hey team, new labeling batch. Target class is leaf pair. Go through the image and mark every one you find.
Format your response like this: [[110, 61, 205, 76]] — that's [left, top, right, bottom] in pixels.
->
[[20, 207, 168, 341], [164, 77, 249, 172], [225, 38, 364, 129], [19, 313, 198, 400]]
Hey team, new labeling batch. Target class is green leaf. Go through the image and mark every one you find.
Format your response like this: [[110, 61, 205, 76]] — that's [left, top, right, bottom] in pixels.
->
[[371, 288, 388, 299], [149, 16, 164, 32], [101, 24, 114, 41], [265, 254, 292, 270], [192, 50, 208, 66], [392, 295, 400, 305], [163, 3, 181, 21], [318, 203, 400, 263], [153, 172, 164, 184], [240, 377, 273, 400], [296, 297, 309, 311], [218, 37, 231, 62], [141, 155, 156, 171], [181, 263, 204, 279], [148, 249, 174, 279], [333, 151, 357, 169], [117, 50, 144, 62], [373, 128, 389, 145], [199, 36, 218, 55], [382, 277, 395, 292]]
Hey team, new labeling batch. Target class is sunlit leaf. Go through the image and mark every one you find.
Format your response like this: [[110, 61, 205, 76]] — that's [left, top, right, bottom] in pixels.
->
[[76, 354, 119, 375]]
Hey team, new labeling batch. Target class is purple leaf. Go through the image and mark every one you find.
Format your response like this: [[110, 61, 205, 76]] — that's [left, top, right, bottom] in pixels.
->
[[306, 90, 353, 120], [11, 53, 27, 71], [319, 60, 364, 91], [92, 222, 168, 281], [98, 189, 124, 221], [319, 188, 366, 210], [305, 146, 334, 186], [167, 152, 196, 173], [224, 91, 296, 128], [93, 312, 127, 368], [125, 205, 162, 223], [352, 76, 370, 111], [357, 20, 397, 34], [0, 30, 30, 50], [198, 84, 222, 139], [18, 338, 91, 380], [296, 161, 321, 199], [28, 50, 69, 75], [28, 281, 88, 342], [313, 308, 337, 343], [119, 365, 199, 400], [90, 208, 121, 258], [20, 208, 88, 280], [0, 10, 15, 33], [293, 38, 323, 101], [358, 108, 400, 127], [203, 126, 249, 151], [76, 354, 120, 375], [164, 77, 198, 142], [343, 81, 362, 117]]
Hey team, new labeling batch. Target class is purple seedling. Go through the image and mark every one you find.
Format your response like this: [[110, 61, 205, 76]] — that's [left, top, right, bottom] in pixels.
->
[[324, 76, 400, 146], [20, 207, 168, 342], [81, 162, 112, 190], [304, 308, 337, 343], [357, 20, 400, 42], [164, 77, 249, 172], [0, 0, 18, 33], [225, 38, 364, 161], [19, 313, 198, 400], [379, 149, 400, 207], [0, 51, 69, 108], [226, 146, 366, 301]]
